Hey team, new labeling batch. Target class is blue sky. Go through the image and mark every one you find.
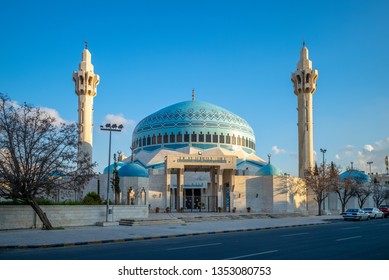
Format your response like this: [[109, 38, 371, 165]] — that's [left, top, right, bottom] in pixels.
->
[[1, 0, 388, 176]]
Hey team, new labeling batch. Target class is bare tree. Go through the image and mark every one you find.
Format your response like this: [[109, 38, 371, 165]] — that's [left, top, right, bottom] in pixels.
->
[[371, 178, 389, 207], [0, 94, 95, 229], [335, 169, 357, 213], [354, 183, 372, 209], [303, 162, 339, 216]]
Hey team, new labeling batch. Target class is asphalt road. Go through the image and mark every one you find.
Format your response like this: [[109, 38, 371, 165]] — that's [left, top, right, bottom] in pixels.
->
[[1, 218, 389, 260]]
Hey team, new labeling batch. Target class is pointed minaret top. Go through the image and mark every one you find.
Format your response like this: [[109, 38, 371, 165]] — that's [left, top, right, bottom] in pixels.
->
[[297, 42, 312, 71], [267, 154, 272, 164], [84, 41, 88, 49], [192, 88, 195, 101]]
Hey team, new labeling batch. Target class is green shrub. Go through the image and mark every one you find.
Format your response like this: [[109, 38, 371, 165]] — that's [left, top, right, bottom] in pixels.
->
[[82, 192, 103, 205]]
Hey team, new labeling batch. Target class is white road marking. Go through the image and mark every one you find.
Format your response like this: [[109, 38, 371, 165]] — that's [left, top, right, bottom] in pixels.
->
[[336, 236, 362, 242], [281, 232, 309, 237], [341, 227, 360, 230], [379, 223, 389, 226], [167, 243, 222, 251], [224, 250, 279, 260]]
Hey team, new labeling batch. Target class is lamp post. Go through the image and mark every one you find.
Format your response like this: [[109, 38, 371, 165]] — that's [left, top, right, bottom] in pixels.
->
[[320, 148, 327, 211], [320, 148, 327, 166], [100, 123, 123, 222], [367, 161, 373, 174]]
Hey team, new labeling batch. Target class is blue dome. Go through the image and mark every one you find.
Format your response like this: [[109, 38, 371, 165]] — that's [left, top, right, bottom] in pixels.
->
[[118, 162, 149, 178], [103, 162, 126, 174], [132, 100, 256, 152], [256, 164, 284, 176], [339, 169, 371, 183]]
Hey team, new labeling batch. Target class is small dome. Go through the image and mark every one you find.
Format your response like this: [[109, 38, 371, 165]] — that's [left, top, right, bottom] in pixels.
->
[[118, 162, 149, 178], [103, 162, 126, 174], [339, 169, 371, 183], [256, 164, 283, 176]]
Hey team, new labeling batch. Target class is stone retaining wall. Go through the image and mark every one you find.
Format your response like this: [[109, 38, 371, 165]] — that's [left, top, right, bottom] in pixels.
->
[[0, 205, 148, 230]]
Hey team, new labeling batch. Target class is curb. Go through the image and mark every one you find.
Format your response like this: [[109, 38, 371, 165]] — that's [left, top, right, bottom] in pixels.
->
[[0, 222, 329, 250]]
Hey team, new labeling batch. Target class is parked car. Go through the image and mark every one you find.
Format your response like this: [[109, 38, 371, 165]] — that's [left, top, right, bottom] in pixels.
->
[[362, 207, 384, 219], [378, 205, 389, 218], [343, 208, 370, 221]]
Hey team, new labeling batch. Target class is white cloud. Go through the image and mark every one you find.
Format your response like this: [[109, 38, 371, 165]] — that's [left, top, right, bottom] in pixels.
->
[[335, 154, 341, 160], [272, 145, 286, 155], [364, 144, 374, 152], [40, 107, 68, 125]]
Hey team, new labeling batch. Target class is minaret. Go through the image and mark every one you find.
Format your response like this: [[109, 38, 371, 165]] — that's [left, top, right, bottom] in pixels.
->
[[291, 42, 318, 178], [73, 42, 100, 162]]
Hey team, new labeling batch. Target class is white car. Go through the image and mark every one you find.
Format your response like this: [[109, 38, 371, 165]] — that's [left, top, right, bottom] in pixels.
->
[[343, 208, 370, 221], [362, 207, 384, 219]]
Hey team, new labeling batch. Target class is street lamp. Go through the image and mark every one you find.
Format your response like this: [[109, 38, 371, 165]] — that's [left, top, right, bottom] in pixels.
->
[[320, 148, 327, 166], [367, 161, 373, 174], [100, 123, 123, 222]]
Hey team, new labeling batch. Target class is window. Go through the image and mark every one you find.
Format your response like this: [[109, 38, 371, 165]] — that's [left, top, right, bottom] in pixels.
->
[[199, 132, 204, 142], [152, 134, 156, 145], [143, 136, 146, 146], [79, 75, 84, 85], [226, 134, 231, 144], [163, 133, 168, 143], [206, 132, 211, 142], [220, 133, 224, 143], [232, 134, 236, 145], [191, 132, 197, 142], [184, 132, 189, 142], [213, 132, 218, 143], [147, 136, 151, 145], [177, 132, 183, 142], [157, 133, 162, 144], [170, 132, 175, 143]]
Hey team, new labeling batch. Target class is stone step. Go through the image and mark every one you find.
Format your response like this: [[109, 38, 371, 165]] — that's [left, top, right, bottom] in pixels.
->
[[119, 218, 184, 226]]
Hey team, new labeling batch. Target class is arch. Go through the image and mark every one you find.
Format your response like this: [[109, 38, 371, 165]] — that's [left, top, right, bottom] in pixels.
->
[[177, 132, 183, 142], [170, 132, 175, 143], [163, 133, 168, 143], [152, 134, 156, 145], [184, 132, 189, 142], [199, 132, 204, 142], [220, 133, 225, 143], [213, 132, 218, 143], [157, 133, 162, 144], [191, 131, 197, 142], [206, 132, 211, 142]]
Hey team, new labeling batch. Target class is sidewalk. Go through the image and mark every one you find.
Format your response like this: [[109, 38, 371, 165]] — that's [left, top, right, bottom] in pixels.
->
[[0, 213, 342, 249]]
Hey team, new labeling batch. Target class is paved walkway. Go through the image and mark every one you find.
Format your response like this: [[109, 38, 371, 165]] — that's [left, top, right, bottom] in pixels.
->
[[0, 213, 342, 249]]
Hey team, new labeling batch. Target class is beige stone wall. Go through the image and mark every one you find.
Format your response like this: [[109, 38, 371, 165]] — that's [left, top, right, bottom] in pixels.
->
[[0, 205, 147, 230]]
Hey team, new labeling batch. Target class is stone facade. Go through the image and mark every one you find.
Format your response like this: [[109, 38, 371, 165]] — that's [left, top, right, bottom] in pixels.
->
[[0, 205, 147, 230]]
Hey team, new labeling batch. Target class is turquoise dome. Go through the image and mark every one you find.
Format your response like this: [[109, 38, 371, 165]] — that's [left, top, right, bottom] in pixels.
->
[[256, 164, 284, 176], [103, 162, 126, 174], [339, 169, 371, 183], [132, 100, 256, 152], [118, 162, 149, 178]]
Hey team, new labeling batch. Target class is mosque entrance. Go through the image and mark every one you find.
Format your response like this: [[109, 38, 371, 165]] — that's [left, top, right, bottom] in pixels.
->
[[165, 155, 236, 213]]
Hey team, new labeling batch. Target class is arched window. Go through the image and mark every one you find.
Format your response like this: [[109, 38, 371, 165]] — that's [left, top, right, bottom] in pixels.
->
[[232, 134, 236, 145], [177, 132, 183, 142], [152, 134, 156, 145], [226, 134, 231, 144], [206, 132, 211, 142], [138, 138, 142, 147], [79, 75, 84, 85], [163, 133, 168, 143], [88, 76, 93, 86], [147, 135, 151, 145], [213, 132, 218, 143], [306, 73, 310, 83], [143, 136, 146, 146], [184, 132, 189, 142], [237, 135, 241, 146], [191, 131, 197, 142], [157, 133, 162, 144], [241, 136, 245, 146], [220, 133, 225, 143], [199, 132, 204, 142], [170, 132, 175, 143]]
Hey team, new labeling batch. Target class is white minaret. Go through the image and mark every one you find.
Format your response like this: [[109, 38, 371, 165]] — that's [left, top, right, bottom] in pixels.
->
[[291, 42, 318, 178], [73, 43, 100, 162]]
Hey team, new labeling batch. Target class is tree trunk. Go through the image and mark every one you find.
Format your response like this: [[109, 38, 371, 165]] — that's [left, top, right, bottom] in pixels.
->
[[28, 197, 54, 230], [317, 200, 322, 216]]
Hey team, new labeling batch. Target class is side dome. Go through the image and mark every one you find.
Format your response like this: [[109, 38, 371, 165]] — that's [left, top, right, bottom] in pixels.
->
[[256, 164, 284, 176], [131, 100, 256, 153], [118, 162, 149, 178], [103, 162, 126, 174], [339, 169, 371, 183]]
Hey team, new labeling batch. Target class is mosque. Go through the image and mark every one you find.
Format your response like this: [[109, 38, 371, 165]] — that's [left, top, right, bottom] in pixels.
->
[[76, 43, 374, 215], [73, 43, 314, 214]]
